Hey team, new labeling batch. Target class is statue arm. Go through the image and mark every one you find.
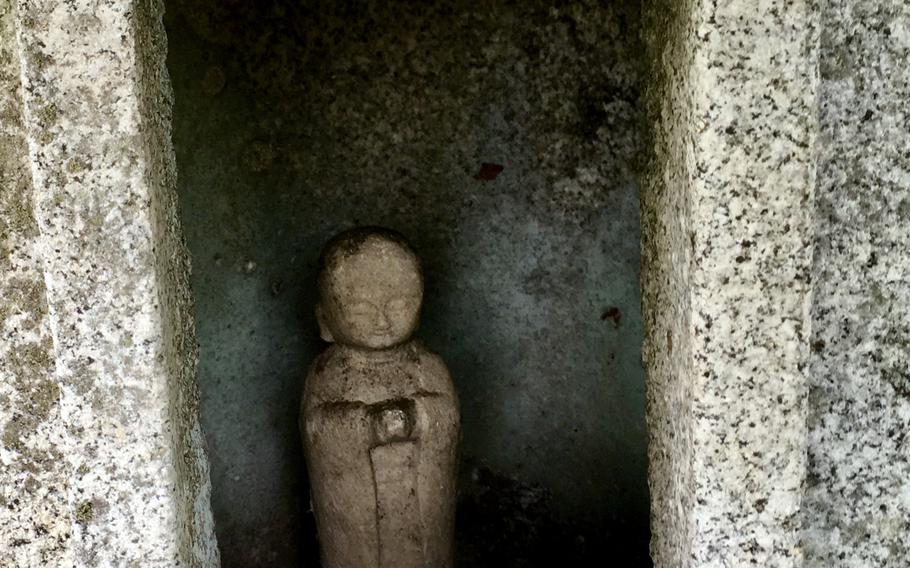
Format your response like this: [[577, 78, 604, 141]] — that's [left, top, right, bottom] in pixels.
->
[[301, 366, 373, 461], [410, 354, 460, 445]]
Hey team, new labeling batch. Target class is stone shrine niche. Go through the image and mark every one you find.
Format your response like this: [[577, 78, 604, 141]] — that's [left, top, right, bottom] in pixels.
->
[[164, 0, 649, 565], [2, 0, 901, 566]]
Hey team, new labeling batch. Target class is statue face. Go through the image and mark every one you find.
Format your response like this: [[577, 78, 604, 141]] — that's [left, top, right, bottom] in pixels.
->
[[319, 240, 423, 350]]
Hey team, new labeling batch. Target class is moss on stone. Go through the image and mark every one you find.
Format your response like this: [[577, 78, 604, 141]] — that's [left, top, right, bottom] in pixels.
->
[[5, 276, 47, 314], [8, 339, 53, 379], [35, 102, 59, 126], [76, 500, 94, 525], [29, 377, 60, 420], [26, 47, 51, 71], [66, 157, 87, 173], [0, 374, 58, 452], [1, 422, 24, 451], [0, 185, 37, 239]]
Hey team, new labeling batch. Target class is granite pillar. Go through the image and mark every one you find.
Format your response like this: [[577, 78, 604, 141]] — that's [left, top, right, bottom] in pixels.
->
[[0, 1, 71, 564], [803, 2, 910, 566], [641, 1, 818, 566], [1, 0, 218, 564]]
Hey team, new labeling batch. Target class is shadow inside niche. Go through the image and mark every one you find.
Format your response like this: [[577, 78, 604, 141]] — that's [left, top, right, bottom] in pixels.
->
[[163, 0, 651, 566]]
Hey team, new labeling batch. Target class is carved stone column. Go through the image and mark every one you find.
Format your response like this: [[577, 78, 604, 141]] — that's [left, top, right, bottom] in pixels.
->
[[0, 1, 70, 563], [641, 1, 818, 566], [803, 2, 910, 565], [0, 0, 218, 564]]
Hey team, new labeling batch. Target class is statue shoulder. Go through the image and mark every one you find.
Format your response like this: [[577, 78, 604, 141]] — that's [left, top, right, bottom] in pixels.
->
[[409, 341, 455, 394], [303, 346, 345, 399], [306, 345, 345, 375]]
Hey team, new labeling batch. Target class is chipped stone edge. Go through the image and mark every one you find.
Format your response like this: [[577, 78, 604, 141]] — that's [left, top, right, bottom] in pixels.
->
[[132, 0, 220, 565], [640, 0, 698, 564], [11, 0, 219, 564]]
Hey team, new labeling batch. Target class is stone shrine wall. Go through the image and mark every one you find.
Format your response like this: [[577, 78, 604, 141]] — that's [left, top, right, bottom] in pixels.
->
[[803, 2, 910, 566], [0, 0, 218, 565], [0, 0, 71, 563], [642, 0, 818, 566], [643, 1, 910, 567]]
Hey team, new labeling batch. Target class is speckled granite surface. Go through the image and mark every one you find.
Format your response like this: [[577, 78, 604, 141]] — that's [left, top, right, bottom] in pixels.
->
[[10, 0, 218, 564], [642, 1, 818, 566], [0, 1, 72, 564], [802, 2, 910, 566]]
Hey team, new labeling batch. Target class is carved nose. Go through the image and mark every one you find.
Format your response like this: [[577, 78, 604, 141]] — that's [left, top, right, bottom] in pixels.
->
[[375, 310, 391, 330]]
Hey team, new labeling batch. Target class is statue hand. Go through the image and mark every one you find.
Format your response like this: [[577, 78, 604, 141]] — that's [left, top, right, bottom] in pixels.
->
[[370, 399, 416, 445]]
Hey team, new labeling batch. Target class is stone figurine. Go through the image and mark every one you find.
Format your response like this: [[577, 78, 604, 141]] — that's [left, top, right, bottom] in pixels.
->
[[300, 227, 460, 568]]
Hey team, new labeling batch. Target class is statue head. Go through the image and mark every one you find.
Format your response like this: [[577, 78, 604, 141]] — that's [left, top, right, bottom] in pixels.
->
[[316, 227, 424, 350]]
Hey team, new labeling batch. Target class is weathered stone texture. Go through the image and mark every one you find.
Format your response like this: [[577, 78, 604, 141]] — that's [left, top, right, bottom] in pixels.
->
[[9, 0, 218, 564], [641, 0, 697, 563], [134, 0, 219, 562], [643, 1, 818, 566], [0, 1, 72, 564], [803, 2, 910, 566]]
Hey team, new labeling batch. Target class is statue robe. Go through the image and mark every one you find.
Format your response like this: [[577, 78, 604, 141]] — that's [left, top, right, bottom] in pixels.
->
[[301, 340, 459, 568]]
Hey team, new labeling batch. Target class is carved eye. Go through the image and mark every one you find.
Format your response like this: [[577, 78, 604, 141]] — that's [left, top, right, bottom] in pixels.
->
[[386, 298, 409, 313], [347, 302, 376, 318]]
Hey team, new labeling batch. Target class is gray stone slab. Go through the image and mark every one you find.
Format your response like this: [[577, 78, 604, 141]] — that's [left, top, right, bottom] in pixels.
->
[[8, 0, 218, 564], [803, 2, 910, 566], [642, 1, 818, 565]]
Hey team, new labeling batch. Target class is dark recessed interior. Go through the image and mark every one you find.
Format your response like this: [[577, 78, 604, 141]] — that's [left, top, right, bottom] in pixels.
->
[[164, 1, 650, 565]]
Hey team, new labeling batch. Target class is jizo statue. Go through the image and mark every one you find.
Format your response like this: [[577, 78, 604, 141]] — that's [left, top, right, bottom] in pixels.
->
[[300, 227, 460, 568]]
